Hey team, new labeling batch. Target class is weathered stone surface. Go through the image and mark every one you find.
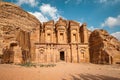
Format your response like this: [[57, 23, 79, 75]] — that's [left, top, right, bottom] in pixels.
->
[[89, 29, 120, 64], [0, 2, 40, 63]]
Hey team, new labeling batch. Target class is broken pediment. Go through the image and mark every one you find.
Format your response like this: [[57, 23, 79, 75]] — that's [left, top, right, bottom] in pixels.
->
[[43, 20, 54, 26], [55, 17, 67, 27], [69, 20, 80, 26]]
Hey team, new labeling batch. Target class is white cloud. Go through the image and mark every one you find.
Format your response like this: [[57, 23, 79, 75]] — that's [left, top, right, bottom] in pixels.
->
[[40, 4, 60, 21], [97, 0, 120, 4], [99, 0, 107, 3], [101, 15, 120, 28], [16, 0, 38, 7], [65, 0, 82, 4], [65, 0, 71, 4], [64, 0, 120, 4], [28, 3, 62, 22], [29, 11, 48, 22], [76, 0, 82, 4], [111, 32, 120, 41]]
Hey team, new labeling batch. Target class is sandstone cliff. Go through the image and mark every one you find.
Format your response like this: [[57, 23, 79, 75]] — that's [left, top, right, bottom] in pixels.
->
[[89, 29, 120, 64], [0, 2, 41, 63], [0, 2, 40, 54]]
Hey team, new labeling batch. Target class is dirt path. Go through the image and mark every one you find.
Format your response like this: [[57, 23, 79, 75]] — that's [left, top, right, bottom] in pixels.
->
[[0, 62, 120, 80]]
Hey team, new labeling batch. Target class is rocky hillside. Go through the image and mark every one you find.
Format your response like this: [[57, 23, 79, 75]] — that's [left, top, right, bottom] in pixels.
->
[[89, 29, 120, 64], [0, 2, 40, 54]]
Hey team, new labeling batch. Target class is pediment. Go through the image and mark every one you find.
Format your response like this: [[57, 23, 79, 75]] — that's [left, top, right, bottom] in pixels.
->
[[69, 20, 80, 26], [56, 17, 67, 27], [44, 20, 54, 26]]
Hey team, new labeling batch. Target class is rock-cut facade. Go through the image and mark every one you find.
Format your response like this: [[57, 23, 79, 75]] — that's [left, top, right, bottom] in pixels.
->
[[34, 18, 89, 63]]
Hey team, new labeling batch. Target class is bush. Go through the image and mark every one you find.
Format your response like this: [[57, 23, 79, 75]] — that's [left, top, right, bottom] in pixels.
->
[[17, 62, 56, 68], [18, 62, 36, 68], [39, 64, 56, 67]]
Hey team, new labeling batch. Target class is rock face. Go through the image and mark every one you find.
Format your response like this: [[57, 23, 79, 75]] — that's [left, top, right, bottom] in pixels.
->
[[0, 2, 40, 63], [89, 29, 120, 64]]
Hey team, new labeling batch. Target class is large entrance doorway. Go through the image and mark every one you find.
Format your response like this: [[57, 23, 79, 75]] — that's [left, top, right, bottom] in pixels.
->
[[60, 51, 64, 61]]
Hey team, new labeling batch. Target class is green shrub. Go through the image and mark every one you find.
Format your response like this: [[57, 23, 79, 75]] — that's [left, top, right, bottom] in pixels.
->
[[17, 62, 56, 68], [39, 64, 56, 67], [18, 62, 36, 68]]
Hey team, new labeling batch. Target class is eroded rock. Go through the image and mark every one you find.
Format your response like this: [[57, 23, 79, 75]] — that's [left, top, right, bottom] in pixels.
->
[[89, 29, 120, 64], [0, 2, 40, 63]]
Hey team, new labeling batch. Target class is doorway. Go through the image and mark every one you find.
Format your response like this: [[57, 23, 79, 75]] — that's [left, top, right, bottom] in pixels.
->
[[60, 51, 64, 61]]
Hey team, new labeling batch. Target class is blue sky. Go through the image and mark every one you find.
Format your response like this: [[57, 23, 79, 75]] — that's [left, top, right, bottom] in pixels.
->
[[4, 0, 120, 40]]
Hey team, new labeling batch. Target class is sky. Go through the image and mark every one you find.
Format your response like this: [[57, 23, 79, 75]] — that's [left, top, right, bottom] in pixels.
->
[[3, 0, 120, 40]]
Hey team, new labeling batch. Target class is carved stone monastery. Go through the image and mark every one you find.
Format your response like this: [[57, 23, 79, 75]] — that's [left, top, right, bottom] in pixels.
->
[[36, 19, 89, 63], [0, 2, 120, 64]]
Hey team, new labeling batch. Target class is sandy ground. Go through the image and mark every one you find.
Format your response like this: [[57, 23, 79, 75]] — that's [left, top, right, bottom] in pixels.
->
[[0, 62, 120, 80]]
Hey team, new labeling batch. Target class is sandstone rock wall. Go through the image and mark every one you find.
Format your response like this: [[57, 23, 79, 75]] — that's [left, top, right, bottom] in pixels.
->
[[89, 29, 120, 64], [0, 2, 40, 63]]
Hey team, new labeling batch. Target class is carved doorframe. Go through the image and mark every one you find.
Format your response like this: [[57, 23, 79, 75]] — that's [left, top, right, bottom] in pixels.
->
[[58, 48, 66, 62]]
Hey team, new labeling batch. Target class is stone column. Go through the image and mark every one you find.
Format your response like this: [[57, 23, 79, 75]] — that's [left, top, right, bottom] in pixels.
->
[[57, 31, 59, 43], [70, 30, 72, 43], [47, 45, 51, 62], [56, 48, 59, 62], [40, 32, 45, 43], [35, 48, 38, 63], [77, 45, 79, 63], [71, 45, 78, 63], [54, 48, 57, 62], [51, 30, 54, 43], [64, 30, 67, 43], [53, 47, 55, 63], [53, 31, 57, 43], [82, 23, 88, 43], [67, 47, 71, 62], [86, 47, 90, 62], [44, 47, 47, 63], [78, 48, 81, 63], [50, 44, 53, 62], [77, 29, 80, 43], [79, 31, 81, 43]]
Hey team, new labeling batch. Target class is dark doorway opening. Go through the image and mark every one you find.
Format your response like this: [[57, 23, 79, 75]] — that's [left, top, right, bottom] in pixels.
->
[[60, 51, 64, 61]]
